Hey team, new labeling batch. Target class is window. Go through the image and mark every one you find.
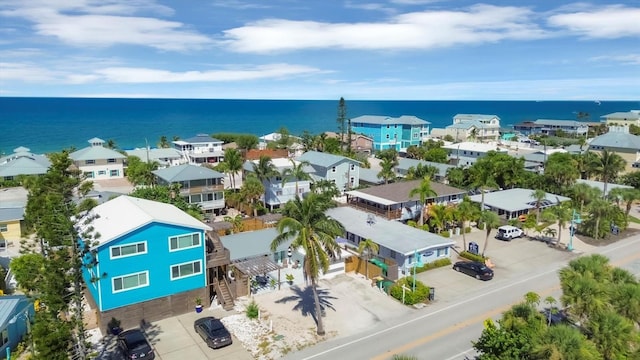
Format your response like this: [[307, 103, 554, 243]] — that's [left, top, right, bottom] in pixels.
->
[[350, 164, 355, 171], [84, 172, 94, 178], [98, 170, 106, 175], [386, 125, 390, 129], [110, 170, 119, 177], [437, 248, 448, 257], [171, 260, 202, 280], [298, 188, 304, 194], [190, 194, 202, 203], [110, 242, 147, 259], [85, 159, 95, 165], [413, 133, 418, 138], [107, 158, 116, 163], [350, 177, 355, 184], [0, 224, 7, 232], [1, 329, 8, 347], [386, 134, 390, 139], [276, 190, 282, 196], [169, 233, 200, 251], [113, 271, 148, 293]]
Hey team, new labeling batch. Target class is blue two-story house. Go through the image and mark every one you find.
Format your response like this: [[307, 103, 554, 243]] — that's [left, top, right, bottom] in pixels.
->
[[351, 115, 430, 152], [78, 195, 211, 330], [297, 151, 361, 194]]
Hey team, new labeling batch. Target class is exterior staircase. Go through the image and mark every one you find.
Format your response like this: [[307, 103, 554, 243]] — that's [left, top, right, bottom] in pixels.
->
[[214, 277, 235, 311]]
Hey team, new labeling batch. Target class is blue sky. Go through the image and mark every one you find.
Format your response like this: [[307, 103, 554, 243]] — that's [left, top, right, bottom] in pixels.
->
[[1, 0, 638, 100]]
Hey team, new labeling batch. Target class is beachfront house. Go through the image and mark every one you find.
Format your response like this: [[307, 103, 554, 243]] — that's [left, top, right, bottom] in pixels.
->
[[78, 195, 212, 330], [243, 157, 312, 210], [513, 119, 589, 136], [69, 138, 126, 180], [327, 207, 455, 280], [445, 114, 501, 142], [0, 295, 35, 357], [468, 188, 570, 220], [601, 110, 640, 127], [125, 147, 185, 168], [0, 146, 51, 181], [297, 151, 361, 194], [173, 134, 224, 165], [441, 142, 508, 167], [346, 179, 466, 221], [350, 115, 430, 152], [588, 126, 640, 173], [153, 164, 225, 215]]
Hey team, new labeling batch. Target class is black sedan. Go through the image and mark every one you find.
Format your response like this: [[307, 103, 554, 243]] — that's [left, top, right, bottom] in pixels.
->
[[194, 317, 233, 349], [117, 329, 155, 360], [453, 261, 494, 281]]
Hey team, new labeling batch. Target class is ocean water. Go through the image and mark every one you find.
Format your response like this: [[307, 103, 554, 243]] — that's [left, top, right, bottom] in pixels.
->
[[1, 97, 638, 155]]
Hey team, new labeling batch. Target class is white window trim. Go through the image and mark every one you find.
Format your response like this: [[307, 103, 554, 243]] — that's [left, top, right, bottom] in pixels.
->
[[168, 232, 201, 252], [112, 271, 149, 293], [170, 260, 203, 281], [109, 241, 147, 260]]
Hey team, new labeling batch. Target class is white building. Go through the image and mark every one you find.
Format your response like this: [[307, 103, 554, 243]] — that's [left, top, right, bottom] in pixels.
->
[[442, 142, 508, 167], [243, 157, 312, 210], [69, 138, 126, 180], [173, 134, 224, 165]]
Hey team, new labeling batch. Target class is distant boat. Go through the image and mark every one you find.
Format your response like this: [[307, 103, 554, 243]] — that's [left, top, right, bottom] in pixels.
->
[[595, 100, 601, 105]]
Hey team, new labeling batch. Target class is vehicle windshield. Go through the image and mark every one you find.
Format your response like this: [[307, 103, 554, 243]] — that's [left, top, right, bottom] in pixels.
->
[[478, 265, 490, 272]]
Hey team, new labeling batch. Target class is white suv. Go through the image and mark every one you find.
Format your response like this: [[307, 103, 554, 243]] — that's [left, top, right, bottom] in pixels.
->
[[496, 225, 523, 241]]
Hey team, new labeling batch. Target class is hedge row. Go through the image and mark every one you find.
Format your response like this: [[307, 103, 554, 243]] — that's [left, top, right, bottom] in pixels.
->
[[459, 251, 487, 262], [414, 258, 452, 274], [389, 277, 430, 305]]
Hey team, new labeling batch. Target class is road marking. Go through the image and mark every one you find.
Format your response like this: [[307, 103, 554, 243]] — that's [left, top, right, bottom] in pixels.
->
[[299, 236, 640, 360]]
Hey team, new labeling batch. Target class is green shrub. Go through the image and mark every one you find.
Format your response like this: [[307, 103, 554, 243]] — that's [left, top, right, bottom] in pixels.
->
[[477, 223, 485, 230], [414, 258, 452, 274], [246, 300, 259, 319], [440, 230, 450, 238], [389, 277, 430, 305], [406, 220, 417, 228], [460, 251, 486, 262], [465, 226, 471, 233]]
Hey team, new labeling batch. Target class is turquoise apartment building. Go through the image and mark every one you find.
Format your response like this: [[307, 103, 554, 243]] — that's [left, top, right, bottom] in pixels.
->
[[350, 115, 430, 152]]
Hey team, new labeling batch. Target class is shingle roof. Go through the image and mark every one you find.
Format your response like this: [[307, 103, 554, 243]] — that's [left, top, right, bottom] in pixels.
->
[[297, 151, 360, 168], [327, 207, 454, 255], [80, 195, 211, 248], [589, 131, 640, 150], [181, 134, 223, 144], [69, 145, 125, 161], [347, 179, 466, 204], [351, 115, 430, 125], [153, 164, 223, 182], [468, 188, 570, 213], [0, 207, 24, 222]]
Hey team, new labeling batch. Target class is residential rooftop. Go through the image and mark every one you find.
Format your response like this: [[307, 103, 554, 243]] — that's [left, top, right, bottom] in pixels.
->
[[351, 115, 430, 126], [346, 179, 466, 205], [468, 188, 570, 213], [153, 163, 223, 182], [441, 142, 508, 153], [219, 228, 291, 262]]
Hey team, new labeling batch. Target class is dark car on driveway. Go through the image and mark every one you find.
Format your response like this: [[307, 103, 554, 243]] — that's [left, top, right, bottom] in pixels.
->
[[453, 261, 494, 280], [117, 329, 155, 359], [194, 316, 233, 349]]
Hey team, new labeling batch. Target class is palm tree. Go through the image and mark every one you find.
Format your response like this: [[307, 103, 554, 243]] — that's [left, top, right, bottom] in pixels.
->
[[281, 159, 312, 195], [223, 214, 244, 233], [587, 197, 614, 241], [530, 189, 547, 224], [532, 324, 601, 360], [223, 148, 243, 191], [408, 177, 437, 227], [542, 202, 572, 247], [252, 155, 278, 208], [377, 157, 397, 184], [587, 310, 636, 360], [609, 188, 640, 220], [469, 159, 498, 212], [544, 296, 558, 326], [106, 139, 117, 149], [357, 238, 379, 279], [270, 194, 345, 336], [591, 149, 626, 198], [611, 282, 640, 326], [427, 204, 454, 234], [569, 182, 602, 215], [455, 196, 479, 252], [480, 210, 500, 256], [240, 174, 264, 217], [157, 136, 170, 148], [406, 163, 438, 181]]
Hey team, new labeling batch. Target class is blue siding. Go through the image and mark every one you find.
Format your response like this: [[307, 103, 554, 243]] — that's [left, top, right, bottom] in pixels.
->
[[82, 222, 206, 311]]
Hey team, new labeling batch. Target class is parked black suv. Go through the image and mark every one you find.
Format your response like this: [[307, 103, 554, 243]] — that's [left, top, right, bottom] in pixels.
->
[[117, 329, 155, 359]]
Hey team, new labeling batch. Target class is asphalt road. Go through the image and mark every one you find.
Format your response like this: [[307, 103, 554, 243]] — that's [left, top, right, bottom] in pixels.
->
[[285, 234, 640, 360]]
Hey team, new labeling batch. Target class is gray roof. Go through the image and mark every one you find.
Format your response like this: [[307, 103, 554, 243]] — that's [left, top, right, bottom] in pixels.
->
[[153, 164, 223, 182], [297, 151, 360, 168], [0, 207, 24, 222], [575, 179, 633, 196], [348, 179, 466, 205], [327, 207, 454, 255], [454, 114, 500, 121], [447, 121, 488, 130], [220, 228, 291, 261], [69, 145, 125, 161], [359, 168, 385, 184], [601, 111, 640, 120], [564, 144, 587, 154], [0, 295, 31, 328], [468, 188, 570, 213], [589, 131, 640, 150], [0, 151, 51, 177], [181, 134, 223, 144], [535, 119, 589, 127], [396, 158, 454, 177], [520, 152, 547, 163], [351, 115, 430, 126], [126, 148, 182, 164]]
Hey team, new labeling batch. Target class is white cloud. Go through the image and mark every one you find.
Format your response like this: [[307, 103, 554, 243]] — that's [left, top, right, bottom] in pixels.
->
[[222, 4, 548, 53], [0, 62, 58, 81], [0, 0, 210, 51], [92, 64, 325, 83], [589, 54, 640, 66], [547, 5, 640, 38]]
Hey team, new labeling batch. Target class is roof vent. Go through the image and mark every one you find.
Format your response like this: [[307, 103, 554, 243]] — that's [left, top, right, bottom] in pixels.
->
[[366, 214, 376, 226]]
